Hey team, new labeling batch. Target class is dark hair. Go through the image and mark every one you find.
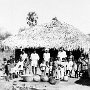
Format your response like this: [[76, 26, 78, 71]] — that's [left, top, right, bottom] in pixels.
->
[[7, 60, 10, 64], [3, 58, 7, 61]]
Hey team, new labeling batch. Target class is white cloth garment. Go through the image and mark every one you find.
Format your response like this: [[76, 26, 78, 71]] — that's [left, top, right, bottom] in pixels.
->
[[43, 53, 50, 62], [40, 63, 46, 71], [20, 53, 28, 61], [30, 53, 39, 67], [57, 51, 67, 60], [67, 61, 73, 71], [10, 61, 24, 74], [46, 66, 49, 74], [60, 67, 64, 79]]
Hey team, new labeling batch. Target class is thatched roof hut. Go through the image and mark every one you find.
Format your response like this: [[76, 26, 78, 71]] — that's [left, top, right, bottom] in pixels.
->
[[2, 19, 90, 53]]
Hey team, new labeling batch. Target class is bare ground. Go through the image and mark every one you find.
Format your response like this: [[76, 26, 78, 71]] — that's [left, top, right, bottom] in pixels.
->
[[0, 77, 90, 90]]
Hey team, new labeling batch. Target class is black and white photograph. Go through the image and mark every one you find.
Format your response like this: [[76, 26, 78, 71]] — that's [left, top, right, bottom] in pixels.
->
[[0, 0, 90, 90]]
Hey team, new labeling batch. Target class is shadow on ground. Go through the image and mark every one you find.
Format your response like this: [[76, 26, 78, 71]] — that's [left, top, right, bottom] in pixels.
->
[[75, 71, 90, 86], [19, 80, 26, 82], [75, 78, 90, 86]]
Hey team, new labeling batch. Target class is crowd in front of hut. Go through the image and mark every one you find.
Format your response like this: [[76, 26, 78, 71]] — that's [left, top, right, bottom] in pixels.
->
[[1, 47, 89, 82]]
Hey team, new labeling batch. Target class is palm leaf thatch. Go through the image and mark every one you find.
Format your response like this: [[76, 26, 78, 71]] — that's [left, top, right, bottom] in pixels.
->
[[2, 19, 90, 53]]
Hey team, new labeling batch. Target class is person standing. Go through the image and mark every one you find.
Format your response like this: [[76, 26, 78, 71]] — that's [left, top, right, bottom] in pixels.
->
[[73, 61, 78, 78], [49, 61, 53, 76], [9, 56, 15, 79], [53, 58, 61, 80], [20, 51, 28, 75], [46, 62, 50, 76], [43, 48, 50, 64], [20, 51, 28, 62], [67, 58, 73, 77], [30, 50, 39, 75], [60, 58, 66, 80], [4, 60, 10, 81], [78, 55, 84, 77], [57, 47, 67, 62], [69, 52, 74, 61]]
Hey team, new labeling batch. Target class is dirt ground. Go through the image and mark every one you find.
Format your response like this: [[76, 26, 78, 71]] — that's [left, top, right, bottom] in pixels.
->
[[0, 77, 90, 90], [0, 51, 89, 90]]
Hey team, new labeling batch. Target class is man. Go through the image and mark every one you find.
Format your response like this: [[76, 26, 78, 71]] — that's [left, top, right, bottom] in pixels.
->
[[20, 50, 28, 74], [20, 51, 28, 61], [43, 48, 50, 64], [57, 47, 67, 62], [30, 50, 39, 75]]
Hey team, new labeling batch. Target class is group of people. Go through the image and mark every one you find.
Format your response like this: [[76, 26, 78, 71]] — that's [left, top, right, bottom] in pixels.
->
[[2, 47, 88, 81]]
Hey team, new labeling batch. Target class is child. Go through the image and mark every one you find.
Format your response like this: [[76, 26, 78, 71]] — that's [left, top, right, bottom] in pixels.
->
[[53, 60, 60, 80], [4, 60, 11, 81], [40, 60, 46, 75], [73, 61, 78, 78], [30, 50, 39, 75], [60, 58, 66, 80], [52, 61, 57, 79], [46, 62, 50, 76], [67, 58, 73, 77], [60, 64, 64, 80], [49, 61, 53, 76], [64, 59, 68, 76]]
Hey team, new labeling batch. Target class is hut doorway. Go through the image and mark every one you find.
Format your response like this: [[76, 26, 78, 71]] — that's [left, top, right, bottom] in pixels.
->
[[15, 49, 22, 63], [49, 48, 58, 61]]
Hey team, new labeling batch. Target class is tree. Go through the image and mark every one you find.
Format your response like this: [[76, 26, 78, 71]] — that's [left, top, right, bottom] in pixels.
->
[[26, 12, 38, 27], [0, 31, 12, 40], [51, 17, 60, 27], [52, 17, 58, 21]]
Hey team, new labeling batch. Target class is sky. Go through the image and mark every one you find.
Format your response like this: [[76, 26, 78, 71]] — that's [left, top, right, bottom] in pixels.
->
[[0, 0, 90, 35]]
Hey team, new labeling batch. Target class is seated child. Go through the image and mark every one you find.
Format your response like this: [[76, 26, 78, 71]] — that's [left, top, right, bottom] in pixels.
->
[[40, 60, 46, 75]]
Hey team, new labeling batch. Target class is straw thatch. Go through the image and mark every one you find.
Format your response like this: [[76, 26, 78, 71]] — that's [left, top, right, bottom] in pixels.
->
[[2, 19, 90, 53]]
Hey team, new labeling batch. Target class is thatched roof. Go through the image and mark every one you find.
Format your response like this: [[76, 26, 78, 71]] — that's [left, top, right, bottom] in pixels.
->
[[2, 19, 90, 53]]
